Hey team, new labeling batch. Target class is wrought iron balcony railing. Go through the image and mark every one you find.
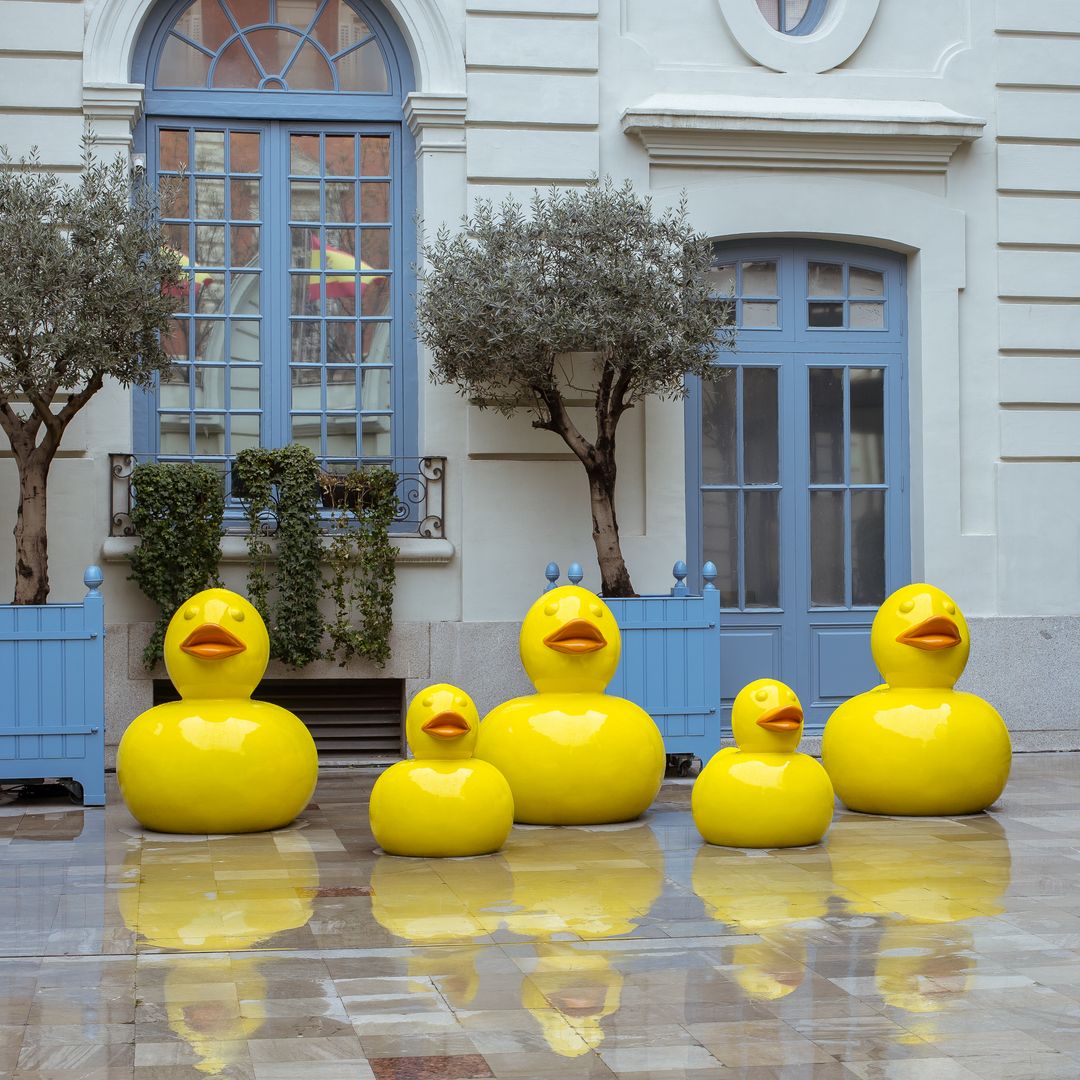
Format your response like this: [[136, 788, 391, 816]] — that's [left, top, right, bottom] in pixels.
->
[[109, 454, 445, 540]]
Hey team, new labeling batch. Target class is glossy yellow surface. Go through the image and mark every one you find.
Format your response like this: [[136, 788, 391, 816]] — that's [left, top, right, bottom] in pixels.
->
[[369, 683, 514, 857], [821, 583, 1012, 815], [116, 588, 318, 834], [117, 832, 319, 1075], [692, 679, 834, 848], [475, 586, 665, 825]]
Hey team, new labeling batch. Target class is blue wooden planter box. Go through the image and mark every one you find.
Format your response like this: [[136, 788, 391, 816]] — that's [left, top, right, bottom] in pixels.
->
[[543, 561, 721, 766], [0, 567, 106, 806]]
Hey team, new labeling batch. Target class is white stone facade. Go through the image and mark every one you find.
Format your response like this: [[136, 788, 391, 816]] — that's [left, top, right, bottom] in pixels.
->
[[2, 0, 1079, 751]]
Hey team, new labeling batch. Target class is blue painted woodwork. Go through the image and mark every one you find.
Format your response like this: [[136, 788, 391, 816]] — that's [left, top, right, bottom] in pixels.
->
[[686, 240, 909, 733], [0, 567, 107, 806], [131, 0, 417, 503], [543, 561, 721, 762]]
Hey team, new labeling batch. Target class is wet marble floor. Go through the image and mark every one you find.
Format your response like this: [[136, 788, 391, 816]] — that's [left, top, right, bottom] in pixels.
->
[[1, 754, 1079, 1079]]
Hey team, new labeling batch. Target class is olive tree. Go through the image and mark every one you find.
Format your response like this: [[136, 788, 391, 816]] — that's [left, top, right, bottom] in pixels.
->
[[416, 178, 735, 596], [0, 143, 183, 603]]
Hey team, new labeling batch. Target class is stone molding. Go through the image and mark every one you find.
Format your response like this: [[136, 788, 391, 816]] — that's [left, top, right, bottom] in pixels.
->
[[82, 82, 145, 155], [622, 94, 985, 173], [404, 92, 468, 154], [101, 535, 456, 565], [716, 0, 882, 73]]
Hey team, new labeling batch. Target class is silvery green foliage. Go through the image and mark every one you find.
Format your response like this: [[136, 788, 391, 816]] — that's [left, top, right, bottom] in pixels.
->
[[416, 178, 735, 421], [0, 141, 183, 405]]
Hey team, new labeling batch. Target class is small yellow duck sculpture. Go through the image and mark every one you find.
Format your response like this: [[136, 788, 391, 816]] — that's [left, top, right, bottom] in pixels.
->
[[692, 679, 834, 848], [368, 683, 513, 857], [821, 583, 1011, 815], [117, 588, 318, 834], [474, 585, 665, 825]]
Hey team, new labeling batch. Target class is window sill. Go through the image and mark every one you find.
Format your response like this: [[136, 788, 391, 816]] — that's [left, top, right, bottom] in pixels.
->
[[101, 535, 455, 566]]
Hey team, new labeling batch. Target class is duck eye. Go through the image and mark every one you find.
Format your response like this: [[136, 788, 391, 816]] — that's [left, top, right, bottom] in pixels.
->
[[183, 606, 198, 620], [590, 603, 603, 618], [754, 688, 769, 703], [229, 607, 244, 622], [899, 599, 915, 614], [421, 696, 433, 708], [945, 601, 956, 614], [787, 691, 795, 701], [455, 696, 467, 708], [544, 602, 559, 616]]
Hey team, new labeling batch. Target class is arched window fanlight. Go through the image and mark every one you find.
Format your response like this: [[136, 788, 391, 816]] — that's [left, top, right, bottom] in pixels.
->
[[755, 0, 828, 36], [156, 0, 390, 92]]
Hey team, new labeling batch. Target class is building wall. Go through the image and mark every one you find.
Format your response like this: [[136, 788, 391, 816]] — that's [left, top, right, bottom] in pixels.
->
[[2, 0, 1079, 751]]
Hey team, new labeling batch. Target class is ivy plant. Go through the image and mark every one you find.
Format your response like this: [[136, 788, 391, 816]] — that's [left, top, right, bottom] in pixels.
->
[[233, 444, 325, 668], [322, 465, 399, 668], [128, 462, 224, 668]]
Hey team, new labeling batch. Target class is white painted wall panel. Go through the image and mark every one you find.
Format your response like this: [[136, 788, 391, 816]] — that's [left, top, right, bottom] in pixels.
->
[[999, 250, 1080, 299], [3, 2, 83, 53], [996, 36, 1080, 87], [996, 0, 1080, 34], [468, 71, 597, 125], [1000, 304, 1080, 352], [1001, 357, 1080, 404], [465, 15, 598, 70], [998, 91, 1080, 141], [0, 112, 84, 165], [998, 144, 1080, 193], [467, 126, 598, 180], [1001, 409, 1080, 458], [467, 0, 597, 13], [0, 58, 82, 109], [999, 196, 1080, 246]]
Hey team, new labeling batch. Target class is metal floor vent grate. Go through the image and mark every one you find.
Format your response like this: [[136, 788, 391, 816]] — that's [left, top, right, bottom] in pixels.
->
[[152, 678, 404, 761]]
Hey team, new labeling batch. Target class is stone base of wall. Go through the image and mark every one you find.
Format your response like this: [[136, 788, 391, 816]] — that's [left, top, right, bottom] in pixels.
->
[[104, 614, 1080, 764]]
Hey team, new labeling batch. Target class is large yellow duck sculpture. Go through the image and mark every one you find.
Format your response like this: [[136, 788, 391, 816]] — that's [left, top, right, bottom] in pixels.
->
[[821, 583, 1011, 815], [117, 588, 318, 834], [692, 679, 834, 848], [368, 683, 514, 857], [475, 585, 665, 824]]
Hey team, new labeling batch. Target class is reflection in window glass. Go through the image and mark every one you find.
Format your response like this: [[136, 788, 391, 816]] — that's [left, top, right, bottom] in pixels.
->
[[850, 302, 884, 329], [809, 302, 843, 328], [850, 368, 884, 485], [743, 368, 778, 484], [703, 490, 739, 608], [702, 370, 737, 486], [808, 262, 842, 297], [745, 490, 779, 608], [742, 260, 777, 295], [851, 490, 885, 606], [811, 490, 845, 607], [850, 266, 885, 296], [809, 367, 844, 484]]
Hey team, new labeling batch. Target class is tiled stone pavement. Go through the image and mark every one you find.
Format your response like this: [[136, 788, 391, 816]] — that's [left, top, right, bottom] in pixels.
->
[[1, 754, 1079, 1079]]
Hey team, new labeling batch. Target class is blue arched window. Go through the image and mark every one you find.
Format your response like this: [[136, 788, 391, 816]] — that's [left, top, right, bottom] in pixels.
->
[[756, 0, 828, 35], [132, 0, 416, 491]]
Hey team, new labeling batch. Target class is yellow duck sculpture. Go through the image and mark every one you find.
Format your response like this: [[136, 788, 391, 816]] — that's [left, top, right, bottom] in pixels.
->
[[821, 583, 1012, 815], [117, 588, 318, 834], [475, 585, 665, 824], [368, 683, 514, 857], [692, 679, 834, 848]]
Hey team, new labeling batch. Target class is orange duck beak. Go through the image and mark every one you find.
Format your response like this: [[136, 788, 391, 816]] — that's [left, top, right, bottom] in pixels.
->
[[896, 616, 961, 651], [543, 619, 607, 654], [421, 712, 471, 739], [756, 704, 804, 732], [179, 623, 246, 661]]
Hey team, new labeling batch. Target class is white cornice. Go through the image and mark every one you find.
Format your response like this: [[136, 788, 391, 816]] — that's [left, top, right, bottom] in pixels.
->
[[102, 535, 456, 565], [622, 94, 985, 173], [404, 92, 468, 154]]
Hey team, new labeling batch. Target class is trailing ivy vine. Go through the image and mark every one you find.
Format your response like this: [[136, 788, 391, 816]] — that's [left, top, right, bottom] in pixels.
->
[[322, 465, 399, 667], [233, 444, 325, 668], [128, 462, 224, 668]]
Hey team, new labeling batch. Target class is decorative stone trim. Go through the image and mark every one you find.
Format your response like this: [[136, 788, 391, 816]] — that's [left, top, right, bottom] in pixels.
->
[[82, 82, 145, 155], [101, 535, 456, 565], [405, 92, 468, 154], [622, 94, 985, 173], [717, 0, 882, 74]]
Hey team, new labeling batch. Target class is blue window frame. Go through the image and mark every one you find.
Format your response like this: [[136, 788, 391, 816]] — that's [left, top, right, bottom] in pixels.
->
[[687, 241, 909, 732], [132, 0, 416, 499], [756, 0, 830, 36]]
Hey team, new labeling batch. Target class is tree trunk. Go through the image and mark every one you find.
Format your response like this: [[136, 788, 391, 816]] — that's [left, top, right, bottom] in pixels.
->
[[587, 458, 635, 597], [13, 452, 50, 604]]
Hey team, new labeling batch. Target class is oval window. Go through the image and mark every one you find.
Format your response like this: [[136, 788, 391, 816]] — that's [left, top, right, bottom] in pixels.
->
[[755, 0, 829, 36]]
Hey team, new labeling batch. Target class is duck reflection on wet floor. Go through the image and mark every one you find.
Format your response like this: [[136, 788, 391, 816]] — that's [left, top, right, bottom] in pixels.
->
[[1, 755, 1078, 1079]]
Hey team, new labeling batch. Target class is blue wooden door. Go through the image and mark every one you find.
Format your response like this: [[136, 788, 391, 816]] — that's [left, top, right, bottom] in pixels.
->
[[687, 242, 909, 731]]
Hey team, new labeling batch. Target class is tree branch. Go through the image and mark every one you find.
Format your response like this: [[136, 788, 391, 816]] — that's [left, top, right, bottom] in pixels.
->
[[538, 386, 597, 468]]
